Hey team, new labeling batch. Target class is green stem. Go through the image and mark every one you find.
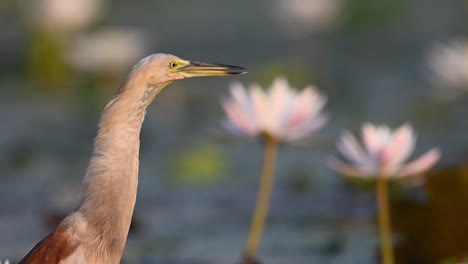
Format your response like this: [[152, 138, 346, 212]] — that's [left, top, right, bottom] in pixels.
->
[[244, 135, 279, 258], [376, 175, 394, 264]]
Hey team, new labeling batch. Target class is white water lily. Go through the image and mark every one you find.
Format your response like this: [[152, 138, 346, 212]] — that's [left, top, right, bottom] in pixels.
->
[[19, 0, 104, 33], [328, 123, 440, 178], [221, 77, 327, 141], [67, 28, 146, 73], [427, 39, 468, 97], [273, 0, 343, 36]]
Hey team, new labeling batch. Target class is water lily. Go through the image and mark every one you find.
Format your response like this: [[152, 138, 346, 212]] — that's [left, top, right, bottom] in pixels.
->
[[427, 39, 468, 98], [328, 123, 440, 179], [221, 77, 328, 264], [221, 76, 327, 142], [19, 0, 104, 33], [273, 0, 343, 36], [67, 28, 147, 74], [17, 0, 105, 90], [328, 123, 440, 264]]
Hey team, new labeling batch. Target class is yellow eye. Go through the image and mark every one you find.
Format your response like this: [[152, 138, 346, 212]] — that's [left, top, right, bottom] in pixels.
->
[[169, 61, 178, 69]]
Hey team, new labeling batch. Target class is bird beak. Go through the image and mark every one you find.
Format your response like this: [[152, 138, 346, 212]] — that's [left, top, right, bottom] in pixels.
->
[[177, 61, 247, 77]]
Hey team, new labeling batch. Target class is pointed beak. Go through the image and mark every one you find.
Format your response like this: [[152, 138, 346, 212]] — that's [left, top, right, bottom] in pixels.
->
[[177, 61, 247, 77]]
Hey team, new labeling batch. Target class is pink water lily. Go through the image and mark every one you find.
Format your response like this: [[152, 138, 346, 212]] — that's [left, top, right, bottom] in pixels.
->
[[328, 123, 440, 178], [221, 76, 327, 141]]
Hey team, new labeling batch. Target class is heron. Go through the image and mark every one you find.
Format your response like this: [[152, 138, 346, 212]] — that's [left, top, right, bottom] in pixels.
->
[[18, 53, 246, 264]]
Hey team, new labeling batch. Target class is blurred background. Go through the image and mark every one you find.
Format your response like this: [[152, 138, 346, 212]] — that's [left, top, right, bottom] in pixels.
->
[[1, 0, 468, 263]]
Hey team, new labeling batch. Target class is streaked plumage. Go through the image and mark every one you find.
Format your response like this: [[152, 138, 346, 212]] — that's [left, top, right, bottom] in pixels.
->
[[19, 53, 245, 263]]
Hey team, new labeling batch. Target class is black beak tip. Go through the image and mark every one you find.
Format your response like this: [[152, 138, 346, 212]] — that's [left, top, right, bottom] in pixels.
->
[[227, 65, 247, 75], [190, 61, 247, 75]]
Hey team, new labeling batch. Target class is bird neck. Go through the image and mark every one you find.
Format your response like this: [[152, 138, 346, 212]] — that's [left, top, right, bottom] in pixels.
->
[[73, 80, 169, 259]]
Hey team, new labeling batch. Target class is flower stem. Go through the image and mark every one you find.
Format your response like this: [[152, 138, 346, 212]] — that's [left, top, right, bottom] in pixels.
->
[[376, 175, 394, 264], [244, 135, 279, 258]]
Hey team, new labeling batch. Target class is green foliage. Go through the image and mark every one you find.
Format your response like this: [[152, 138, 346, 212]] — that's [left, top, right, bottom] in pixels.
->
[[2, 142, 36, 172], [438, 258, 458, 264], [168, 144, 228, 184], [28, 31, 69, 90], [287, 173, 313, 194], [255, 62, 313, 91], [340, 0, 403, 32]]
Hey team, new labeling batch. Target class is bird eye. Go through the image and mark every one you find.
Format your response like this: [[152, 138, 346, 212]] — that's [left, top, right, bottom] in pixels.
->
[[170, 61, 178, 69]]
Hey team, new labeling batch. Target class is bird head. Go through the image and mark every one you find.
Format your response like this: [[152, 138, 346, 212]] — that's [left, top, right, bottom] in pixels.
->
[[131, 53, 246, 85], [116, 53, 246, 106]]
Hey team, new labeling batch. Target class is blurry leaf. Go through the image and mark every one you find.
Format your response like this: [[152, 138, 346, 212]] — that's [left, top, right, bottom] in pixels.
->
[[29, 31, 69, 90], [412, 101, 451, 124], [168, 145, 228, 184], [2, 141, 37, 171], [347, 178, 374, 190], [286, 171, 314, 194], [0, 0, 16, 13], [393, 165, 468, 263], [340, 0, 403, 31], [255, 62, 313, 90], [77, 79, 100, 116], [438, 258, 458, 264]]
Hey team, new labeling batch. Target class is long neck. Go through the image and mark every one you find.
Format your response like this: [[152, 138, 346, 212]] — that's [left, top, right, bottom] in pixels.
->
[[80, 94, 144, 233], [74, 79, 169, 259]]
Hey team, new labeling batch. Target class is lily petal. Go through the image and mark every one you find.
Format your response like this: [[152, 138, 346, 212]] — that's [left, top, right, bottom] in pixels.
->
[[284, 113, 328, 141], [221, 102, 257, 135], [222, 119, 256, 136], [219, 78, 327, 141], [397, 148, 440, 177], [283, 86, 326, 136], [327, 157, 373, 179], [337, 131, 370, 166], [250, 84, 277, 135], [285, 97, 313, 131], [300, 85, 326, 117], [382, 124, 415, 170], [229, 81, 249, 106], [270, 76, 295, 127], [362, 123, 384, 155]]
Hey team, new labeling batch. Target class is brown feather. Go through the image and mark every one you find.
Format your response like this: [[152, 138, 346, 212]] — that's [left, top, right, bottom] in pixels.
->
[[18, 230, 76, 264], [17, 54, 245, 263]]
